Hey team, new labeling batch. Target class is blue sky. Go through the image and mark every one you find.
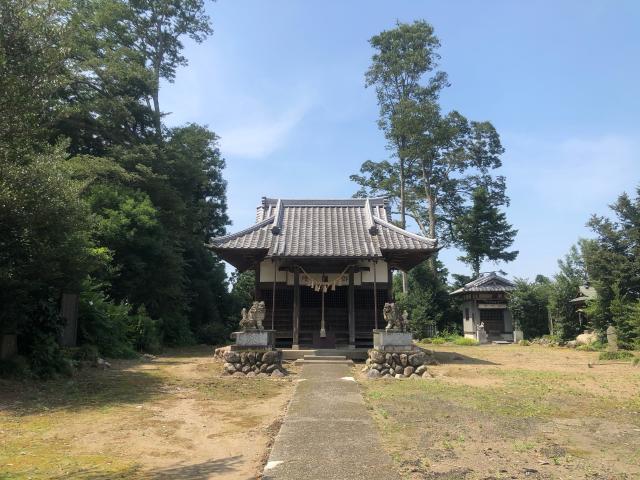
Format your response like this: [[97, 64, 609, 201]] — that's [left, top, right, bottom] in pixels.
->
[[162, 0, 640, 281]]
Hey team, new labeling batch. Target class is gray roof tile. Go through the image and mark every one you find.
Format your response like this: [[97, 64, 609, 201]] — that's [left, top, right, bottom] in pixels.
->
[[209, 198, 437, 265], [451, 272, 515, 295]]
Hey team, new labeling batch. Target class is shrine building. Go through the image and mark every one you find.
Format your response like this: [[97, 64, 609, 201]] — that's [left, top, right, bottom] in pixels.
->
[[208, 197, 438, 349]]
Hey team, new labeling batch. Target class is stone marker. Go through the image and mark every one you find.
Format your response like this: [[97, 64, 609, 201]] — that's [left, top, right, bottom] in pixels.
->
[[607, 325, 618, 352], [476, 322, 489, 344]]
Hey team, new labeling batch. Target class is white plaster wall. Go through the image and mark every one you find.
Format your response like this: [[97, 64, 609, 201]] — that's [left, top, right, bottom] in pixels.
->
[[259, 261, 288, 283], [359, 260, 389, 283], [259, 259, 389, 285]]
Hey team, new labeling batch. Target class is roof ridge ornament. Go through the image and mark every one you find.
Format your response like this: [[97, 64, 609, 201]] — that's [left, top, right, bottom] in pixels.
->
[[365, 199, 379, 236], [271, 199, 283, 235]]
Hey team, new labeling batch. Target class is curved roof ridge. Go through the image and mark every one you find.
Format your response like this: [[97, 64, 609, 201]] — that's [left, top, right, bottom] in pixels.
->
[[208, 216, 274, 245], [373, 216, 436, 245]]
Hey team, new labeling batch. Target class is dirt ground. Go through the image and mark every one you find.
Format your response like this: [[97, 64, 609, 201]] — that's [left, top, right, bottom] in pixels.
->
[[358, 344, 640, 480], [0, 346, 297, 480]]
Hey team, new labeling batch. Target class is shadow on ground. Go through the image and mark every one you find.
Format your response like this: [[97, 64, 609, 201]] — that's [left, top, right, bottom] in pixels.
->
[[46, 456, 244, 480], [431, 350, 497, 365], [0, 365, 165, 416]]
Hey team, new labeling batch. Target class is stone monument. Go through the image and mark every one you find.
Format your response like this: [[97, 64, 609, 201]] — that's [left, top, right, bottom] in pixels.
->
[[476, 322, 489, 344], [606, 325, 618, 352]]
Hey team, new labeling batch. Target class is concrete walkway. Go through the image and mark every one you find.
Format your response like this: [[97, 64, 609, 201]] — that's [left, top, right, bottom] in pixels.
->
[[262, 363, 397, 479]]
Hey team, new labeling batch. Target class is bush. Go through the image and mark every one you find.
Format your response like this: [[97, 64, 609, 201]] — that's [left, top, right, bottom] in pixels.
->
[[430, 338, 446, 345], [599, 351, 634, 361], [197, 322, 231, 345], [68, 344, 100, 362], [0, 356, 30, 378], [128, 308, 161, 353], [518, 340, 530, 346], [78, 283, 136, 358], [576, 340, 605, 352], [453, 337, 479, 346], [18, 298, 70, 378]]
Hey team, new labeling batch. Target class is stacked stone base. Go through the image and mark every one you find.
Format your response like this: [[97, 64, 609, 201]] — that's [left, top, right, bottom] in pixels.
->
[[364, 347, 438, 379], [219, 348, 287, 377]]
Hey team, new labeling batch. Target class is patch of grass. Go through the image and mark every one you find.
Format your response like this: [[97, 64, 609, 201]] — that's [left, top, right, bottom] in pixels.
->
[[513, 440, 536, 452], [196, 377, 287, 402], [453, 337, 479, 346], [599, 350, 634, 361]]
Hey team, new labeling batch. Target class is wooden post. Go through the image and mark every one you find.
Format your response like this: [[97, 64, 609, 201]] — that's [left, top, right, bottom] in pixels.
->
[[373, 260, 378, 330], [387, 266, 393, 302], [271, 260, 277, 330], [254, 263, 261, 300], [348, 270, 355, 347], [292, 267, 300, 349]]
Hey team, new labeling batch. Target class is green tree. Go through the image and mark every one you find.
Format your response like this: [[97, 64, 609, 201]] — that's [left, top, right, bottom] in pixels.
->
[[453, 186, 518, 277], [582, 187, 640, 345], [127, 0, 213, 135], [547, 244, 586, 340], [393, 260, 458, 337], [353, 21, 513, 280], [357, 20, 447, 291], [509, 276, 552, 339]]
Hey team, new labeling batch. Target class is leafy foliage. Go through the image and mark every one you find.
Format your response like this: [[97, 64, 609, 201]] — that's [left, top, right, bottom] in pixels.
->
[[547, 244, 586, 340], [581, 188, 640, 346], [509, 277, 552, 339], [1, 0, 233, 376], [453, 186, 518, 276], [393, 260, 460, 338]]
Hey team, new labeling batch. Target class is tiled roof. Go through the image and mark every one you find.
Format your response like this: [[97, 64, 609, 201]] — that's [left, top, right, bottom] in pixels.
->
[[209, 198, 437, 267], [450, 272, 515, 295]]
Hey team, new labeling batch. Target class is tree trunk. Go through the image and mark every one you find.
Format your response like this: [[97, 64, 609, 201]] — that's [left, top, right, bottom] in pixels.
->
[[398, 143, 408, 294], [421, 158, 437, 272], [152, 20, 163, 137]]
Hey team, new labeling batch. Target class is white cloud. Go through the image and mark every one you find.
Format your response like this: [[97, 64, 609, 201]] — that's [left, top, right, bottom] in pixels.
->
[[217, 97, 312, 159], [504, 133, 639, 212]]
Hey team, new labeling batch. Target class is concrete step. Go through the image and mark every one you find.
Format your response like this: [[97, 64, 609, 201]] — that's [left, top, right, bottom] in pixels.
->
[[294, 358, 354, 366], [302, 355, 347, 361]]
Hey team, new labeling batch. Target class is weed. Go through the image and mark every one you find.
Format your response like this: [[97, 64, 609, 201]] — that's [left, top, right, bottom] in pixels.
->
[[453, 337, 479, 346], [599, 350, 634, 361]]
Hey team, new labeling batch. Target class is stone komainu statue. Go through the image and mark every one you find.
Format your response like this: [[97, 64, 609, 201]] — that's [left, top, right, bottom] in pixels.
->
[[383, 302, 408, 332], [239, 301, 266, 330]]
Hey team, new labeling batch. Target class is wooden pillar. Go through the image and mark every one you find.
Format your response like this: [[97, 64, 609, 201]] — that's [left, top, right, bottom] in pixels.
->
[[373, 260, 378, 329], [387, 266, 393, 302], [292, 267, 300, 349], [271, 261, 277, 330], [254, 263, 261, 300], [348, 270, 355, 348]]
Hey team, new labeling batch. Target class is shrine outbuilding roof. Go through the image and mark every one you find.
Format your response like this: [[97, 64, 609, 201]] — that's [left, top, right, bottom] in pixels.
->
[[207, 197, 438, 271], [450, 272, 516, 295]]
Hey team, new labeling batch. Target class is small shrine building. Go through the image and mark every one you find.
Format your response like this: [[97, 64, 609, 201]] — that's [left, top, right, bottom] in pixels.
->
[[451, 272, 518, 342]]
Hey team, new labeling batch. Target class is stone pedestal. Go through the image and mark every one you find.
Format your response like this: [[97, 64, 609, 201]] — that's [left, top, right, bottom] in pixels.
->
[[476, 324, 489, 344], [231, 329, 275, 350], [513, 330, 524, 343], [373, 329, 413, 351]]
